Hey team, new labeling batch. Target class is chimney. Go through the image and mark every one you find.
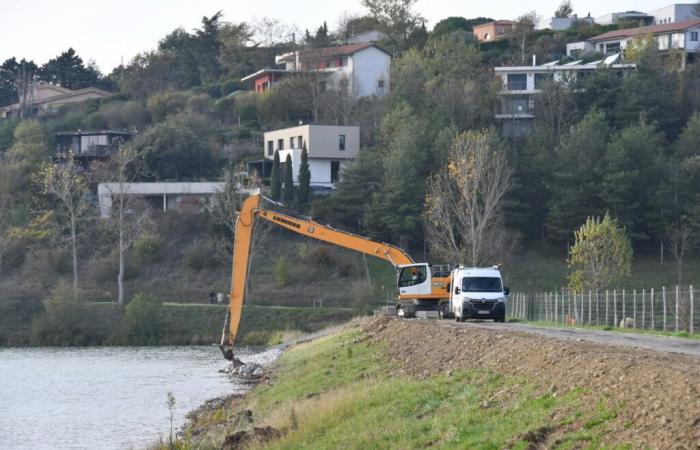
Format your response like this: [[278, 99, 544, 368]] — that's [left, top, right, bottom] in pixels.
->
[[532, 54, 537, 66]]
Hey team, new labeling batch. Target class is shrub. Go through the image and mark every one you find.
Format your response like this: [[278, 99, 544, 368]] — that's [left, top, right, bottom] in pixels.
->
[[31, 282, 93, 345], [308, 246, 355, 277], [147, 92, 190, 123], [274, 257, 290, 287], [1, 240, 26, 272], [113, 293, 163, 345], [184, 244, 219, 271], [133, 233, 163, 264], [49, 249, 73, 275], [221, 79, 241, 96]]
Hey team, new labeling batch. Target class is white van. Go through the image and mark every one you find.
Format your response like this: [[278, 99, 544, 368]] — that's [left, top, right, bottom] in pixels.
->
[[449, 266, 509, 322]]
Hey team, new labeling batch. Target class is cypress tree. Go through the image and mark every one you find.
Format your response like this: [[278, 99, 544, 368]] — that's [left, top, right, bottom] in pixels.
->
[[297, 147, 311, 204], [282, 153, 295, 204], [270, 151, 281, 201]]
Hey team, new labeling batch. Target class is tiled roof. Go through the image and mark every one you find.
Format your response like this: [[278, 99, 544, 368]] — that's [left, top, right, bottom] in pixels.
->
[[278, 43, 389, 62], [590, 18, 700, 42]]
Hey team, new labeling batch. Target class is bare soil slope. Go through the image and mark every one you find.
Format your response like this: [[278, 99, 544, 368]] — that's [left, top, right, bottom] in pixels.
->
[[363, 317, 700, 449]]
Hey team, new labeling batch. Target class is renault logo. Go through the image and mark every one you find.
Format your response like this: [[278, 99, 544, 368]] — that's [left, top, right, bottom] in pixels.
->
[[481, 298, 486, 304]]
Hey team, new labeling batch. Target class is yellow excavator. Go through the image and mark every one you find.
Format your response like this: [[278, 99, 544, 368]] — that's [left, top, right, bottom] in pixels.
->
[[219, 193, 452, 361]]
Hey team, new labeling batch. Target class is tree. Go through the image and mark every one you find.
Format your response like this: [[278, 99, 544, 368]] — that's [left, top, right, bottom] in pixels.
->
[[568, 214, 632, 291], [361, 0, 424, 47], [554, 1, 574, 18], [511, 12, 538, 64], [431, 17, 492, 37], [269, 151, 282, 201], [40, 48, 100, 89], [424, 129, 515, 266], [282, 153, 295, 204], [37, 153, 90, 299], [297, 147, 311, 204], [98, 147, 149, 304], [194, 11, 225, 82]]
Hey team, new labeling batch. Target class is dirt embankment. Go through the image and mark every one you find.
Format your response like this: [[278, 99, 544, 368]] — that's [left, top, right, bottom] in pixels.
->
[[362, 317, 700, 449]]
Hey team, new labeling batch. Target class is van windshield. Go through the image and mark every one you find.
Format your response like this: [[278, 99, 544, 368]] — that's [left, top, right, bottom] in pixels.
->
[[461, 277, 502, 293]]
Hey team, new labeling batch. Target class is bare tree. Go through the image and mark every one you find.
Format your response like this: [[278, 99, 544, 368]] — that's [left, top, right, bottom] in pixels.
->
[[511, 12, 538, 64], [38, 153, 90, 299], [320, 75, 355, 124], [667, 220, 695, 287], [14, 63, 35, 119], [98, 148, 149, 303], [425, 130, 516, 266]]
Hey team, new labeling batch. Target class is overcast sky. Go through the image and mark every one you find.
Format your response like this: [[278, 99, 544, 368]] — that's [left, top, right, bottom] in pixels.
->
[[0, 0, 671, 73]]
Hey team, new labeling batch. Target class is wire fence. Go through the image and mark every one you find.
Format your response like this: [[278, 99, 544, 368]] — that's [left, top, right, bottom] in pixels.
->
[[508, 286, 697, 334]]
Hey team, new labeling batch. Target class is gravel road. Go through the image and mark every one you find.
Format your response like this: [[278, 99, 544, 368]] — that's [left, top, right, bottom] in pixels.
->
[[437, 319, 700, 358]]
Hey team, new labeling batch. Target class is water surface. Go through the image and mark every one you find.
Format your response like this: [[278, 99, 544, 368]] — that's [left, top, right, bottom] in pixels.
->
[[0, 346, 257, 450]]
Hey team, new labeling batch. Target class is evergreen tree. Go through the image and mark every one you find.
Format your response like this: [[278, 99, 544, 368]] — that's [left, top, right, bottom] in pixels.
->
[[270, 151, 281, 201], [40, 48, 100, 89], [297, 147, 311, 204], [282, 154, 295, 204]]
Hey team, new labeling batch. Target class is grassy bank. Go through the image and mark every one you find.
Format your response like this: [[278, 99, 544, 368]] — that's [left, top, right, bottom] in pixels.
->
[[173, 325, 614, 449], [0, 302, 354, 347]]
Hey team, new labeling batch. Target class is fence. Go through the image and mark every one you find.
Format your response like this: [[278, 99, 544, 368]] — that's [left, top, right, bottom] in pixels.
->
[[508, 286, 697, 334]]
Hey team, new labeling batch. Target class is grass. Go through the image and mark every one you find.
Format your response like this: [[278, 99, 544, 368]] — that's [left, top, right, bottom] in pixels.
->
[[509, 319, 700, 340], [178, 327, 621, 450]]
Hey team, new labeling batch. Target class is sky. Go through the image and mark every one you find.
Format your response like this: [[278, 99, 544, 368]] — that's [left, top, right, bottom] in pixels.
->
[[0, 0, 673, 73]]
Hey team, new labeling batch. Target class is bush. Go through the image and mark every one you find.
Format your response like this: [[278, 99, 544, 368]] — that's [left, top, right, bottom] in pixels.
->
[[133, 234, 163, 264], [49, 249, 73, 275], [186, 93, 214, 116], [31, 283, 102, 345], [147, 92, 190, 122], [113, 293, 163, 345], [308, 247, 356, 277], [1, 240, 26, 272], [221, 79, 241, 96], [274, 257, 291, 287], [184, 244, 219, 271]]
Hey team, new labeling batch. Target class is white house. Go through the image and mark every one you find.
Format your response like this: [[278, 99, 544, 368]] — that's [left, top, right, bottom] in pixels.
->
[[262, 124, 360, 189], [495, 57, 635, 137], [242, 43, 390, 98], [588, 18, 700, 61], [648, 3, 698, 25]]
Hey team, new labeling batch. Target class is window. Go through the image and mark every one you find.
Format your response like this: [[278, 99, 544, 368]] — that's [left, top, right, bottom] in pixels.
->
[[398, 266, 427, 287], [267, 140, 273, 156], [331, 161, 340, 183], [298, 135, 304, 149], [605, 42, 620, 54], [290, 137, 295, 148], [461, 277, 503, 293], [377, 79, 385, 89], [278, 139, 284, 150], [691, 32, 699, 42], [534, 73, 553, 89], [506, 73, 527, 90], [338, 134, 346, 151]]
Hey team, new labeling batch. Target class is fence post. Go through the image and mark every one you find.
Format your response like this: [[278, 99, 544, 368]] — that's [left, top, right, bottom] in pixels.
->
[[622, 289, 626, 324], [613, 288, 618, 327], [642, 289, 646, 329], [651, 288, 655, 330], [605, 290, 609, 326], [555, 291, 558, 324], [675, 285, 679, 333], [690, 286, 694, 335], [633, 289, 637, 328], [662, 286, 667, 331], [588, 290, 592, 325]]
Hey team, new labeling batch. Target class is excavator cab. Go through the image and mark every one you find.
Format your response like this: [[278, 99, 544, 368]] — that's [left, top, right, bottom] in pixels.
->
[[397, 263, 431, 296]]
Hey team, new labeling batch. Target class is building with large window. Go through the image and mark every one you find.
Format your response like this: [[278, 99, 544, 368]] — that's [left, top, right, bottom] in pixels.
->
[[0, 81, 111, 119], [252, 124, 360, 190], [495, 57, 635, 137]]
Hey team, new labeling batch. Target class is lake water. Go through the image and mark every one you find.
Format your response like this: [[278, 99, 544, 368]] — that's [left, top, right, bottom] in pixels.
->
[[0, 346, 267, 450]]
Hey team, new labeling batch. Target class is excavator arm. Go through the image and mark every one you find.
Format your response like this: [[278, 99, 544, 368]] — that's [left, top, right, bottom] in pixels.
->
[[220, 194, 414, 360]]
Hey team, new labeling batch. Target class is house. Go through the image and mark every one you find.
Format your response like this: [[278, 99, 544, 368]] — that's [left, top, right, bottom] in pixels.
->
[[55, 130, 135, 161], [595, 10, 654, 26], [240, 43, 391, 98], [0, 81, 111, 119], [566, 41, 596, 58], [254, 124, 360, 190], [540, 14, 595, 31], [648, 3, 698, 25], [472, 21, 517, 42], [495, 57, 635, 137], [588, 18, 700, 64]]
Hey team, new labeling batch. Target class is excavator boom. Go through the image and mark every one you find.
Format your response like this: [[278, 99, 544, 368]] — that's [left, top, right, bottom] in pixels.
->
[[221, 194, 415, 359]]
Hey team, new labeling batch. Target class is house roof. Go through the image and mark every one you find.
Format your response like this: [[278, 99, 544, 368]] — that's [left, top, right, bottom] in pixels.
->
[[277, 43, 390, 63], [473, 20, 517, 29], [0, 85, 112, 112], [56, 129, 136, 137], [590, 18, 700, 42], [240, 68, 290, 82]]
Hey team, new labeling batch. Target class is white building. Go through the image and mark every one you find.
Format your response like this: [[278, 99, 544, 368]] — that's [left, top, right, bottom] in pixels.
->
[[262, 124, 360, 189], [540, 15, 595, 31], [595, 11, 653, 26], [588, 18, 700, 58], [495, 57, 635, 137], [648, 3, 697, 25], [242, 43, 390, 98], [566, 41, 596, 57]]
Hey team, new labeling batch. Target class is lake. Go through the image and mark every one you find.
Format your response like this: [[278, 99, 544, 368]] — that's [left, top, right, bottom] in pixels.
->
[[0, 346, 266, 450]]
